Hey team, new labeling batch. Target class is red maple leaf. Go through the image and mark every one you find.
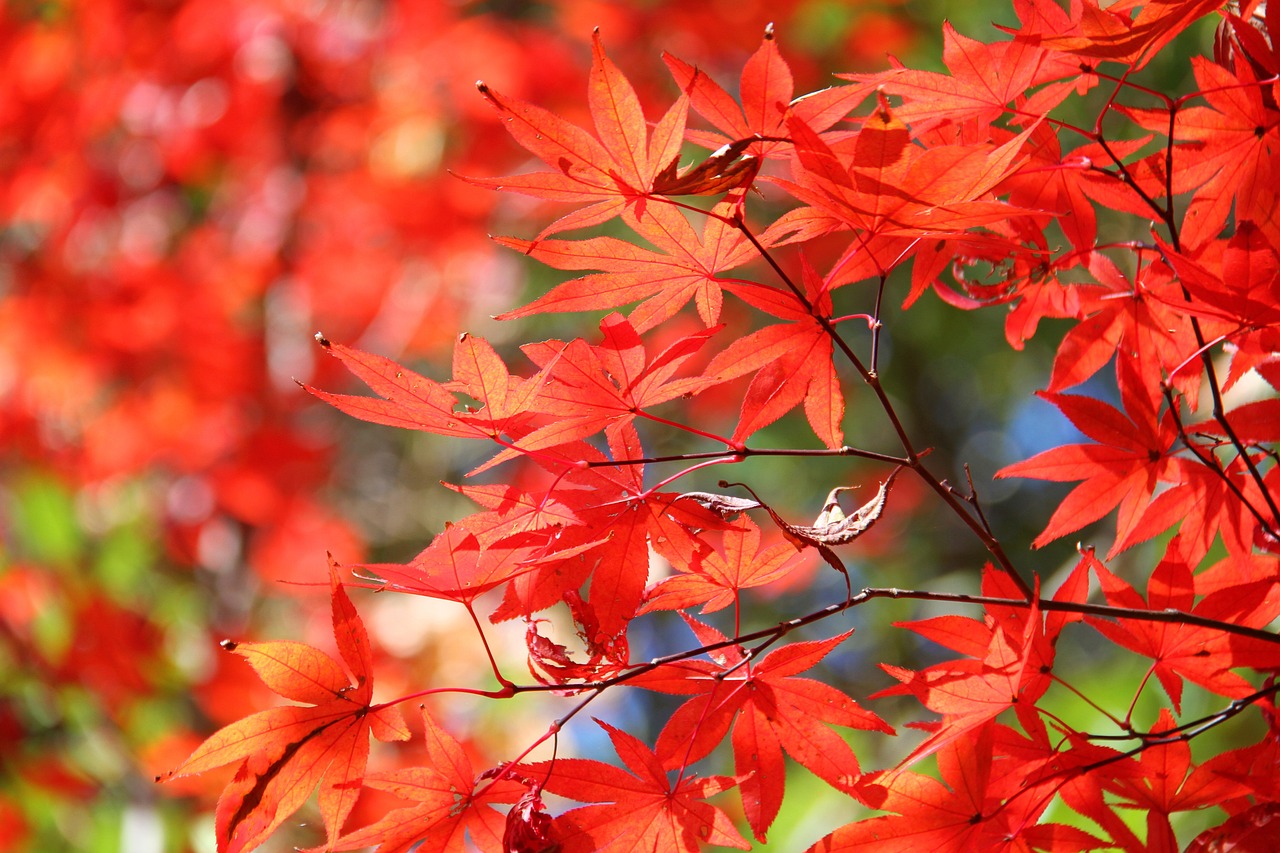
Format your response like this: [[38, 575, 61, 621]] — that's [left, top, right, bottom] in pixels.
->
[[640, 515, 802, 614], [1044, 253, 1198, 411], [485, 425, 722, 656], [306, 337, 491, 441], [442, 481, 583, 542], [163, 564, 409, 853], [493, 200, 759, 332], [849, 19, 1079, 131], [1188, 803, 1280, 853], [1159, 223, 1280, 389], [1000, 128, 1153, 256], [709, 257, 845, 447], [326, 708, 526, 853], [1035, 0, 1226, 70], [314, 329, 720, 477], [1131, 55, 1280, 246], [353, 523, 538, 604], [517, 313, 722, 457], [463, 31, 689, 238], [1106, 708, 1255, 849], [995, 377, 1180, 555], [1086, 546, 1280, 711], [446, 332, 552, 445], [308, 335, 562, 478], [634, 620, 890, 840], [664, 24, 871, 160], [776, 103, 1037, 242], [811, 723, 1105, 852], [529, 718, 749, 852], [874, 569, 1057, 767]]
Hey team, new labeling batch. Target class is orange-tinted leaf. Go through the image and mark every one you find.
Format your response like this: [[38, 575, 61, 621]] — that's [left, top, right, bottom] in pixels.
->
[[665, 25, 869, 160], [877, 580, 1052, 767], [1085, 550, 1280, 711], [496, 200, 756, 332], [227, 641, 350, 706], [328, 708, 525, 853], [534, 719, 750, 852], [306, 338, 485, 440], [463, 32, 690, 238], [849, 21, 1077, 130], [636, 630, 889, 840], [641, 515, 801, 614], [356, 523, 534, 603], [811, 723, 1104, 852], [712, 258, 843, 446], [1039, 0, 1231, 70], [166, 565, 407, 853]]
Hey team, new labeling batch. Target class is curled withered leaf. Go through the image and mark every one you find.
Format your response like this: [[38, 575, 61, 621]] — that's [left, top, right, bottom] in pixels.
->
[[720, 466, 904, 549], [789, 467, 902, 546], [814, 486, 857, 528]]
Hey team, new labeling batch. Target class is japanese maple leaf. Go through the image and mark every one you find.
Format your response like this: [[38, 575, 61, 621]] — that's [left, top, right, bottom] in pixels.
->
[[663, 23, 872, 160], [1147, 56, 1280, 247], [1188, 803, 1280, 853], [995, 379, 1180, 555], [520, 313, 721, 454], [487, 425, 720, 649], [1045, 253, 1198, 412], [444, 332, 621, 477], [315, 328, 719, 479], [446, 332, 550, 442], [305, 337, 490, 441], [308, 335, 564, 477], [876, 571, 1054, 767], [163, 565, 409, 853], [1105, 708, 1254, 850], [442, 480, 583, 542], [1034, 0, 1225, 69], [777, 106, 1037, 242], [1159, 223, 1280, 389], [1001, 124, 1099, 254], [326, 708, 526, 853], [710, 258, 844, 447], [352, 522, 539, 604], [493, 200, 759, 332], [1000, 128, 1152, 256], [1114, 456, 1258, 570], [634, 621, 890, 840], [528, 718, 749, 852], [1086, 549, 1280, 711], [811, 723, 1104, 852], [640, 515, 802, 614], [848, 20, 1078, 132], [464, 31, 689, 238], [569, 485, 725, 648]]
